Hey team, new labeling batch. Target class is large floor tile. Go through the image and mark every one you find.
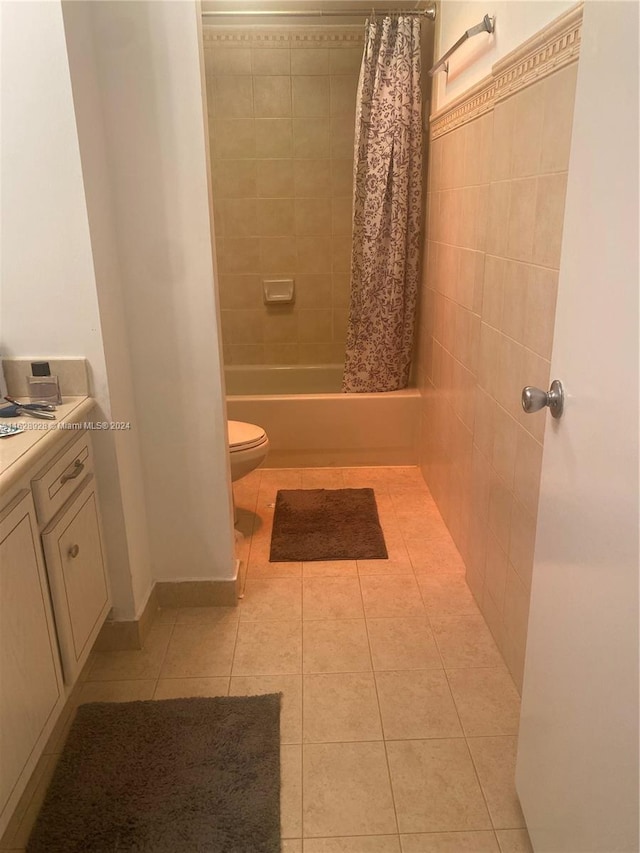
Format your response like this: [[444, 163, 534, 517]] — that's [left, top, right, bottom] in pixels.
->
[[230, 674, 302, 743], [495, 829, 533, 853], [240, 578, 302, 621], [400, 831, 500, 852], [417, 575, 480, 617], [88, 624, 173, 681], [249, 516, 275, 540], [395, 511, 449, 540], [247, 540, 279, 567], [153, 607, 178, 625], [78, 680, 156, 704], [234, 506, 255, 538], [357, 558, 413, 576], [248, 560, 303, 579], [233, 620, 302, 675], [301, 469, 345, 489], [367, 618, 442, 671], [249, 504, 275, 534], [303, 578, 364, 620], [384, 467, 427, 488], [173, 606, 239, 626], [360, 576, 425, 618], [430, 614, 504, 669], [153, 677, 229, 699], [303, 742, 397, 837], [376, 533, 413, 568], [447, 668, 520, 736], [374, 495, 401, 520], [467, 737, 526, 829], [406, 537, 466, 574], [375, 670, 462, 740], [282, 744, 303, 838], [389, 482, 435, 501], [303, 561, 358, 578], [258, 475, 303, 505], [387, 739, 492, 834], [233, 468, 262, 496], [305, 836, 402, 852], [282, 841, 302, 853], [342, 468, 391, 489], [303, 673, 382, 743], [160, 621, 238, 678], [303, 620, 372, 673]]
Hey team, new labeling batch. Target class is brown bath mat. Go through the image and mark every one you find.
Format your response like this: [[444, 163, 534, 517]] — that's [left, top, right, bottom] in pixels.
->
[[270, 487, 388, 561], [26, 695, 281, 853]]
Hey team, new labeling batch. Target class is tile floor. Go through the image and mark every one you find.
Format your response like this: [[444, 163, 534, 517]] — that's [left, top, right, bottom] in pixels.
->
[[1, 467, 532, 853]]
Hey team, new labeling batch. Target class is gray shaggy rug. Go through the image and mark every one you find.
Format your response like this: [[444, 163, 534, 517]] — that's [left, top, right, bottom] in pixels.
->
[[270, 487, 388, 561], [26, 694, 281, 853]]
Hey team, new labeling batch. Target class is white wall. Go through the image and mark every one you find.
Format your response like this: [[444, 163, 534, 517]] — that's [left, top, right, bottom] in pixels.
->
[[61, 0, 155, 618], [433, 0, 576, 110], [2, 0, 233, 614], [68, 0, 235, 583], [0, 0, 152, 620], [0, 0, 109, 408]]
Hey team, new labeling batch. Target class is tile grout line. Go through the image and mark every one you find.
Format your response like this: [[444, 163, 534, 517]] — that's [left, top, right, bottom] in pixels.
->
[[409, 519, 504, 832], [463, 735, 501, 839], [152, 619, 178, 699], [246, 469, 303, 840], [296, 475, 306, 838], [357, 521, 401, 841], [418, 559, 499, 838], [239, 470, 263, 596]]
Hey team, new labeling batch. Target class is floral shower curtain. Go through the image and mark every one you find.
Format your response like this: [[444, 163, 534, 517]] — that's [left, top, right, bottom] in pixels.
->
[[342, 15, 423, 393]]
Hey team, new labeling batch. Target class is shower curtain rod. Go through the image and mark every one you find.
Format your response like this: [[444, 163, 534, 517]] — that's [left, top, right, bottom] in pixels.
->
[[202, 4, 436, 20]]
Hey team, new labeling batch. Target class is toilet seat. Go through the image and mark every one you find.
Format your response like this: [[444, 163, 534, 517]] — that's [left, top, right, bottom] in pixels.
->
[[228, 420, 268, 453]]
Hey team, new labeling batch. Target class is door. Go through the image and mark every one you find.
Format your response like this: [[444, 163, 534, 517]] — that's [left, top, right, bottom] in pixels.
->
[[42, 475, 111, 684], [516, 4, 639, 852]]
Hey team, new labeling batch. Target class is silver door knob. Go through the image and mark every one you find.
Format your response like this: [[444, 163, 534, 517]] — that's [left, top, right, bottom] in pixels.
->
[[521, 379, 564, 419]]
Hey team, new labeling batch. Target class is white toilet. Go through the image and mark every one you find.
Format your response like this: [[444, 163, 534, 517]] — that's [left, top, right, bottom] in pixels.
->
[[228, 420, 269, 482]]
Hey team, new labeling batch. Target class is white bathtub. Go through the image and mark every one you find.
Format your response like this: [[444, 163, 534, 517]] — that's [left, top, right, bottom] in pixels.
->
[[225, 364, 420, 468]]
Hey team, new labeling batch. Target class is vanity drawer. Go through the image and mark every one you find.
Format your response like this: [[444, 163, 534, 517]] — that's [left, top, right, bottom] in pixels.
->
[[31, 433, 94, 525]]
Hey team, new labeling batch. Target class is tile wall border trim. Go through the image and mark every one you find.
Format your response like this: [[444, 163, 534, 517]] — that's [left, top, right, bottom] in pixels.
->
[[203, 26, 364, 47], [429, 2, 583, 140], [493, 2, 583, 103], [430, 75, 495, 140]]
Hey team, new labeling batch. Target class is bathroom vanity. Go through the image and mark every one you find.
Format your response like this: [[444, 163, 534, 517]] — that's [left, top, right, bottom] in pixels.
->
[[0, 397, 111, 838]]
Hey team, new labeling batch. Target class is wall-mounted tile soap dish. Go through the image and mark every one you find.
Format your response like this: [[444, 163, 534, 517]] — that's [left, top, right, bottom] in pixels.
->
[[263, 278, 295, 305]]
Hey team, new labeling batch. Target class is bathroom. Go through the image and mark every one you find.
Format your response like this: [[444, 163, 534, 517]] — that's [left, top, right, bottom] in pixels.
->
[[0, 0, 637, 851]]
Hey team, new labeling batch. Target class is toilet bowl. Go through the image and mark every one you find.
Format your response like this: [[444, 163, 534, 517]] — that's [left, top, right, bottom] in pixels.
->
[[228, 420, 269, 482]]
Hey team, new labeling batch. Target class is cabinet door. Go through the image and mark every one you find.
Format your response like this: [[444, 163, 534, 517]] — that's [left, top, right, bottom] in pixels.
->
[[41, 475, 110, 684], [0, 491, 63, 830]]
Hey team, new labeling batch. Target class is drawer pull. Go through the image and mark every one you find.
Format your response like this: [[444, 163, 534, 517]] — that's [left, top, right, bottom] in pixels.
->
[[68, 544, 80, 559], [60, 459, 84, 485]]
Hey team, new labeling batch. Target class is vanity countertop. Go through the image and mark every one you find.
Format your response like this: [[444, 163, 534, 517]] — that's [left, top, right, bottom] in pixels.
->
[[0, 397, 95, 496]]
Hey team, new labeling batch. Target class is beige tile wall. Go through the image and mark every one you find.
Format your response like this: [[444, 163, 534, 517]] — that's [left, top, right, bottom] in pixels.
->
[[417, 59, 579, 690], [203, 31, 363, 365]]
